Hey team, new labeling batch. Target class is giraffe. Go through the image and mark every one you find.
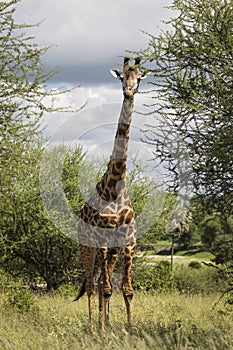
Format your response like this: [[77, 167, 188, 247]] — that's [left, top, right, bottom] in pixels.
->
[[75, 57, 146, 330]]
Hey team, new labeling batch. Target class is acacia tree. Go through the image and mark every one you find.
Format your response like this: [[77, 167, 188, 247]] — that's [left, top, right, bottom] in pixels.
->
[[0, 1, 81, 289], [2, 145, 86, 291], [1, 0, 78, 174], [0, 0, 62, 194], [137, 0, 233, 216]]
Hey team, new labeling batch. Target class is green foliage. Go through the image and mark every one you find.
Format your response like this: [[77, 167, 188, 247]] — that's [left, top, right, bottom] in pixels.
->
[[0, 0, 81, 291], [128, 160, 170, 246], [188, 261, 202, 269], [177, 222, 200, 249], [132, 254, 226, 296], [6, 285, 38, 312], [1, 0, 64, 169], [220, 264, 233, 305], [133, 260, 173, 292], [204, 263, 233, 305], [127, 162, 152, 218], [54, 283, 76, 298], [136, 191, 177, 248], [210, 234, 233, 264], [1, 144, 85, 291], [0, 270, 38, 312], [137, 0, 233, 215], [206, 215, 233, 265], [173, 264, 222, 295], [200, 214, 223, 248]]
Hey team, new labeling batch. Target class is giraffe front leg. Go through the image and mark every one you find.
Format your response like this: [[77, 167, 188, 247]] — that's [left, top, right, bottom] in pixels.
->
[[97, 247, 112, 330], [108, 247, 120, 277], [97, 273, 111, 331], [98, 274, 105, 331], [103, 248, 120, 323], [97, 248, 112, 298], [122, 241, 136, 325]]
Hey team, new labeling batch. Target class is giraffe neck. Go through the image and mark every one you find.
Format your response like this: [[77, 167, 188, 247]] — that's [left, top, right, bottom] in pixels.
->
[[95, 97, 134, 202], [110, 96, 134, 178]]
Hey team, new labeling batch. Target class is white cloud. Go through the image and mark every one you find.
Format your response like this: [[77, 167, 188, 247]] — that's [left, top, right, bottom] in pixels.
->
[[42, 82, 156, 137]]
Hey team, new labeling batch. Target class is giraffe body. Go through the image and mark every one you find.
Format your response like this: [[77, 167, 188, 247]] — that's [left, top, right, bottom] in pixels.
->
[[76, 58, 146, 330]]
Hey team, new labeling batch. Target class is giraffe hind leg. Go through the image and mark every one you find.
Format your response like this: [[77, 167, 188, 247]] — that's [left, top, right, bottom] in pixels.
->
[[79, 245, 96, 327], [122, 241, 136, 325]]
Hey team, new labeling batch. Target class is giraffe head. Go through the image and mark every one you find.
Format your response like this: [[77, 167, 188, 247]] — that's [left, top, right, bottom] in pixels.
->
[[110, 58, 146, 99]]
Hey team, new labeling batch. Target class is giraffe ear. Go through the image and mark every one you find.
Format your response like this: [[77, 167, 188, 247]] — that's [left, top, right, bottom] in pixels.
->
[[110, 69, 123, 80]]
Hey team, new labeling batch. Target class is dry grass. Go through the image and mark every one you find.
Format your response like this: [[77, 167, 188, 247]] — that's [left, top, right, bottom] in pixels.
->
[[0, 292, 232, 350]]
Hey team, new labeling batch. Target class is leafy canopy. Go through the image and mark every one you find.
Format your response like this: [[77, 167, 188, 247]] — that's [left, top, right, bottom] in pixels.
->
[[136, 0, 233, 215]]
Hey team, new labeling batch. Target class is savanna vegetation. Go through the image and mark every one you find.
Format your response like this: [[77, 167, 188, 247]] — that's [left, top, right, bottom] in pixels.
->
[[0, 0, 232, 349], [0, 289, 232, 350]]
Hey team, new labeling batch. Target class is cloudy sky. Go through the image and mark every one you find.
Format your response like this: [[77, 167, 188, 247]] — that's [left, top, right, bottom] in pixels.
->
[[16, 0, 173, 84], [15, 0, 174, 182]]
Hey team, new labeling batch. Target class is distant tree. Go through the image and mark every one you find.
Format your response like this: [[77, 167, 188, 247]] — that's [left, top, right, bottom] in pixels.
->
[[137, 0, 233, 216], [227, 216, 233, 229], [210, 234, 233, 265], [208, 215, 233, 264], [127, 162, 178, 249], [128, 161, 169, 248], [200, 215, 223, 249], [177, 222, 200, 250]]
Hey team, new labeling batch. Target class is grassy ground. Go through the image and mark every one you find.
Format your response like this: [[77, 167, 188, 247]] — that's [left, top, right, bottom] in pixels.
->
[[143, 253, 214, 266], [0, 292, 232, 350], [140, 245, 215, 266]]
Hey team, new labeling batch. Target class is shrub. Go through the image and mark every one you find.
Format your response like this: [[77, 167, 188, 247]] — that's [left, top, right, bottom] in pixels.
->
[[133, 260, 173, 293], [189, 261, 202, 269], [173, 264, 220, 295], [6, 285, 38, 312], [0, 269, 38, 312], [55, 283, 76, 298]]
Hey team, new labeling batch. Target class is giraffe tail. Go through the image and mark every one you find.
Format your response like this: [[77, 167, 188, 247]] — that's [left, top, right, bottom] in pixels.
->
[[73, 278, 86, 302]]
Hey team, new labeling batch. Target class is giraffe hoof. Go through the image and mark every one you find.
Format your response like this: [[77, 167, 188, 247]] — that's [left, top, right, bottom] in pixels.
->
[[124, 294, 133, 303], [125, 294, 133, 302], [103, 291, 112, 300]]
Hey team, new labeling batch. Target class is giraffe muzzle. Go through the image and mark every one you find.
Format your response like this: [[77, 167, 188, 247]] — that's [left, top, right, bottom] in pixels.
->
[[123, 87, 134, 98]]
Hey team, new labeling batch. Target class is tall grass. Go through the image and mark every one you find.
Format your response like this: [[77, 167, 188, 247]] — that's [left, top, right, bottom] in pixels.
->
[[0, 292, 232, 350]]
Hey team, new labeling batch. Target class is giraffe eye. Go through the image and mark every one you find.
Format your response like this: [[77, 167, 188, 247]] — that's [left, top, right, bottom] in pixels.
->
[[119, 73, 124, 82]]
